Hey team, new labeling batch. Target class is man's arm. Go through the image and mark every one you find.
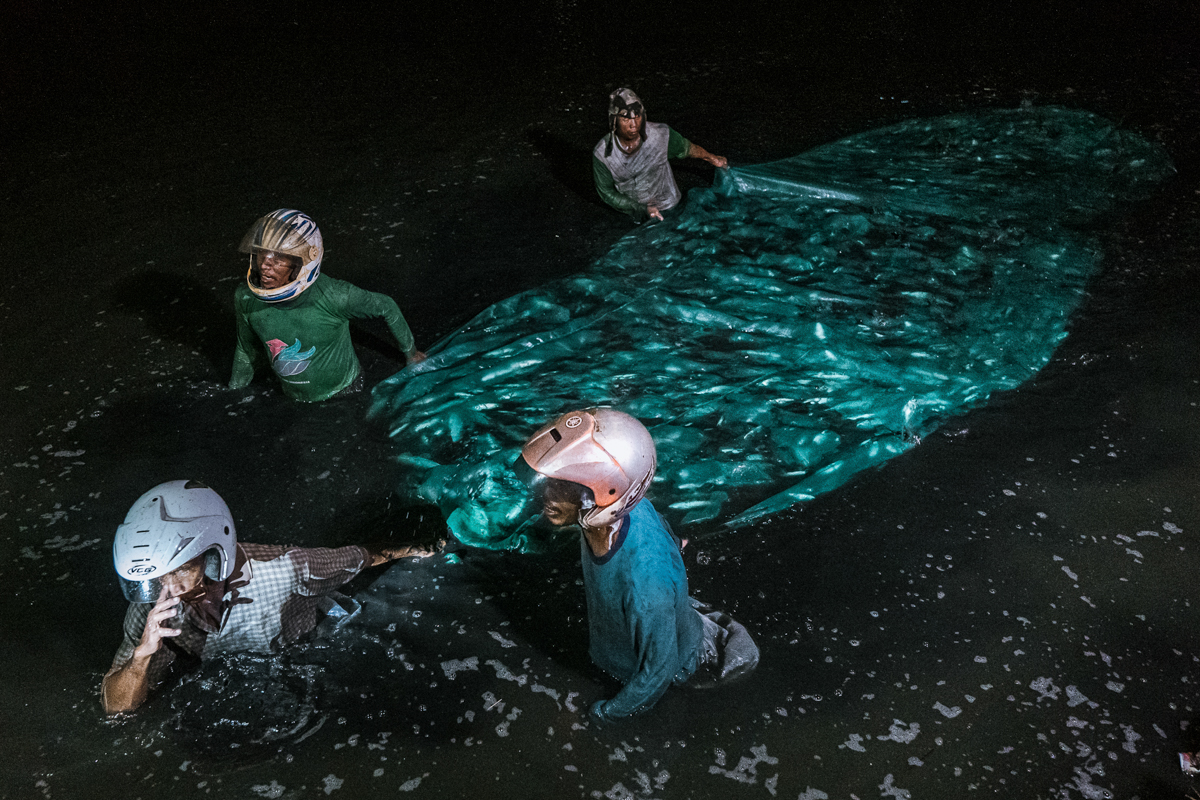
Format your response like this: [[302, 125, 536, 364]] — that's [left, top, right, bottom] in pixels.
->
[[229, 295, 266, 389], [362, 541, 443, 567], [667, 127, 728, 169], [288, 542, 440, 599], [592, 592, 680, 720], [593, 155, 648, 219], [102, 592, 181, 714], [687, 141, 728, 169], [337, 283, 425, 365]]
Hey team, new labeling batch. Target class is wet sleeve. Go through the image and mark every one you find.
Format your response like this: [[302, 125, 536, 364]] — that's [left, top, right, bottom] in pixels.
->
[[601, 588, 679, 718], [229, 294, 266, 389], [667, 127, 692, 160], [109, 603, 177, 687], [593, 154, 645, 217], [290, 545, 371, 597], [337, 282, 417, 356]]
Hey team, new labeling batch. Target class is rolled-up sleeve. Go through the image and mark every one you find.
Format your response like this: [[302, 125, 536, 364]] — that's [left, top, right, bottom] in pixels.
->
[[289, 545, 371, 597]]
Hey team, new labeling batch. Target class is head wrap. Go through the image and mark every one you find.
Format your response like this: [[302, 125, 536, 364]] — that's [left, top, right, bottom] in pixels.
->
[[606, 88, 647, 156]]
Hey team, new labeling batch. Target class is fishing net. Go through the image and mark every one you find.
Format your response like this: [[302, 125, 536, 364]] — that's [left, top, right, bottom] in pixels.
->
[[371, 107, 1171, 551]]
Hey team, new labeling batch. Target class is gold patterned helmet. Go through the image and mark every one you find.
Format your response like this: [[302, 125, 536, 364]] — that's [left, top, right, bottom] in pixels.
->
[[238, 209, 324, 303]]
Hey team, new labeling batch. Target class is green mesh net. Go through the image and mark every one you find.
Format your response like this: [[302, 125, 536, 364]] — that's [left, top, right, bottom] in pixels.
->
[[371, 107, 1171, 552]]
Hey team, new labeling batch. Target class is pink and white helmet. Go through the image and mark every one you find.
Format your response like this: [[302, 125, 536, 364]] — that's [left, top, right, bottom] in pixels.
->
[[521, 407, 657, 529], [239, 209, 324, 303]]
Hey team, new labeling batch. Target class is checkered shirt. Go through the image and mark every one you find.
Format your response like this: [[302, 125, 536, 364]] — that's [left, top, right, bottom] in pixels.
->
[[109, 543, 369, 688]]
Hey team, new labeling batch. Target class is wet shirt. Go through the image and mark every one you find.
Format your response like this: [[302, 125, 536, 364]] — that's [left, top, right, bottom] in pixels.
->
[[593, 123, 691, 217], [230, 275, 416, 402], [109, 543, 369, 689], [580, 498, 704, 718]]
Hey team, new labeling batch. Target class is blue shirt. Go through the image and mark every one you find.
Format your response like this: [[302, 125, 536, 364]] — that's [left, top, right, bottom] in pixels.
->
[[580, 499, 704, 717]]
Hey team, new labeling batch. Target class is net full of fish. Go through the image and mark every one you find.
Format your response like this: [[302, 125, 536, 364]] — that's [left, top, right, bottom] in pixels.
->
[[371, 107, 1172, 551]]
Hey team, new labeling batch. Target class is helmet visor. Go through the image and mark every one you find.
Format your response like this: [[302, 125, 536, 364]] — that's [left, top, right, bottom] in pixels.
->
[[513, 456, 596, 526], [119, 575, 164, 604]]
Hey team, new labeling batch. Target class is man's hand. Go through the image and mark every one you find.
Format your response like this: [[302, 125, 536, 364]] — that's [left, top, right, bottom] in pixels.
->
[[103, 587, 180, 714], [134, 588, 183, 660], [647, 205, 664, 222], [687, 142, 728, 170], [589, 699, 616, 726], [367, 539, 445, 567]]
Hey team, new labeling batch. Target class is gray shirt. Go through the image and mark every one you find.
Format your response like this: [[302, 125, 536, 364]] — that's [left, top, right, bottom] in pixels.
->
[[593, 122, 684, 212]]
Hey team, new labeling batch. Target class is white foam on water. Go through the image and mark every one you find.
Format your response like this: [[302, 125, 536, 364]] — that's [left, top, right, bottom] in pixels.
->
[[1029, 677, 1061, 701], [934, 702, 962, 718], [485, 659, 527, 685], [398, 775, 426, 791], [840, 733, 866, 752], [439, 656, 479, 680], [489, 630, 517, 648], [880, 720, 920, 744]]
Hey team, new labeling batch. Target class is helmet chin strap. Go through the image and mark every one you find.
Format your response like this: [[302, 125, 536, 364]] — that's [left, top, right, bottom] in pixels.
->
[[581, 518, 622, 557]]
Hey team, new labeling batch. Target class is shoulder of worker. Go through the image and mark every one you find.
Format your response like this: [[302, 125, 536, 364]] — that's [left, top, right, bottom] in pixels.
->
[[593, 134, 615, 159]]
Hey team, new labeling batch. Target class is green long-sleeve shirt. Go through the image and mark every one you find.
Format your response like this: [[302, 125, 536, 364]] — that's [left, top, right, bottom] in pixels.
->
[[229, 275, 416, 402]]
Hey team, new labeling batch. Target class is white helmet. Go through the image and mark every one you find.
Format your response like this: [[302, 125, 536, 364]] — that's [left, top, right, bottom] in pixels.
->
[[520, 408, 657, 529], [113, 480, 237, 603], [239, 209, 324, 303]]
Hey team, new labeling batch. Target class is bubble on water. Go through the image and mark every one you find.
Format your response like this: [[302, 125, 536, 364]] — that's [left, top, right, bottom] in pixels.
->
[[489, 630, 517, 648], [321, 774, 343, 794], [880, 720, 920, 744], [398, 775, 427, 791], [250, 782, 285, 798], [485, 659, 527, 685], [840, 733, 867, 752], [933, 702, 962, 719], [1064, 766, 1113, 799], [1030, 677, 1061, 701], [879, 773, 911, 799], [440, 657, 479, 680]]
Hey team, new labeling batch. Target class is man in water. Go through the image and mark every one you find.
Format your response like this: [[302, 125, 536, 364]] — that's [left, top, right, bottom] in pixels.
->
[[593, 88, 728, 222], [102, 480, 440, 714], [519, 408, 757, 723], [229, 208, 427, 402]]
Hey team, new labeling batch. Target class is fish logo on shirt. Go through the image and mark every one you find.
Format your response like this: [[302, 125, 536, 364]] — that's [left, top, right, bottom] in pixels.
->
[[266, 338, 316, 376]]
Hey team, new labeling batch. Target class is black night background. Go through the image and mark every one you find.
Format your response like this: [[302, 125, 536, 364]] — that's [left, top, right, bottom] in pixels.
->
[[3, 2, 1199, 798]]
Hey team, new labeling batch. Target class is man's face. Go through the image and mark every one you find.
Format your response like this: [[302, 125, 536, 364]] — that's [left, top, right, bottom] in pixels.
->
[[615, 114, 643, 141], [256, 250, 301, 289], [541, 480, 583, 527], [161, 557, 206, 600]]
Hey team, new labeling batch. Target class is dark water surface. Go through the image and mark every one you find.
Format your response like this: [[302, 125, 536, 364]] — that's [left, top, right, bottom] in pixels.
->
[[3, 2, 1199, 798]]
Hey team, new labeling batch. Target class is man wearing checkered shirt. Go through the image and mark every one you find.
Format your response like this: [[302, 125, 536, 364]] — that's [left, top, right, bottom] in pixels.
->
[[102, 481, 440, 714]]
